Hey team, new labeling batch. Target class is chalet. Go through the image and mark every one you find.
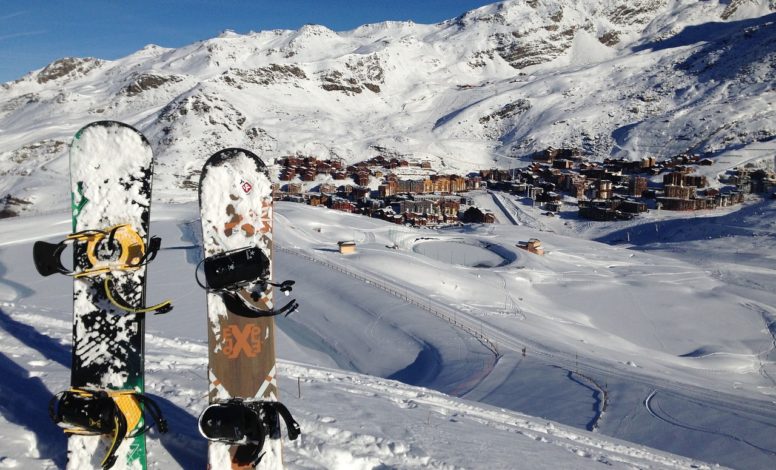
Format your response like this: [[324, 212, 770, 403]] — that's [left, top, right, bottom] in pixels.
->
[[578, 200, 634, 221], [319, 183, 336, 194], [431, 175, 451, 193], [597, 180, 613, 199], [352, 187, 371, 201], [618, 199, 648, 214], [309, 194, 330, 207], [517, 238, 544, 255], [338, 184, 354, 197], [664, 184, 695, 199], [331, 199, 356, 213], [355, 171, 370, 186], [316, 161, 332, 174], [536, 191, 561, 203], [399, 199, 435, 216], [280, 168, 296, 181], [466, 175, 482, 190], [284, 156, 301, 167], [338, 241, 357, 255], [629, 176, 648, 197], [656, 197, 695, 211]]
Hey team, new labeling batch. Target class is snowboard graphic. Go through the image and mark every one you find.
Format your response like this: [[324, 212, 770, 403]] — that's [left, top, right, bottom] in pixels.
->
[[34, 121, 168, 469], [197, 148, 299, 469]]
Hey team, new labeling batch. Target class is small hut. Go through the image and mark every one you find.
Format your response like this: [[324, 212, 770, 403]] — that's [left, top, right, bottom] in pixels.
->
[[338, 240, 357, 255], [517, 238, 544, 255]]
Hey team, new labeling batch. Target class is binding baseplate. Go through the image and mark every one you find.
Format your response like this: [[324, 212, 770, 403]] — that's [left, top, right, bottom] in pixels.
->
[[198, 398, 300, 466], [33, 224, 172, 315], [49, 387, 168, 469]]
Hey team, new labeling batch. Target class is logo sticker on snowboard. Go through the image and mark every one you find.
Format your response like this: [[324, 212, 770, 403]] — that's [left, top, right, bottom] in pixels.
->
[[222, 324, 263, 358], [240, 180, 253, 194]]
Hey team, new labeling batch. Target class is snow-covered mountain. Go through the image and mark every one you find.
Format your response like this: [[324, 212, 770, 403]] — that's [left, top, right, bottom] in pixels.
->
[[2, 4, 776, 467], [1, 0, 775, 216]]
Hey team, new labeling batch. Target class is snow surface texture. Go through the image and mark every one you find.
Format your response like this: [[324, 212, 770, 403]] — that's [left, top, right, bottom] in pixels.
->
[[1, 0, 776, 468], [0, 204, 726, 470], [1, 0, 775, 215], [3, 197, 776, 468]]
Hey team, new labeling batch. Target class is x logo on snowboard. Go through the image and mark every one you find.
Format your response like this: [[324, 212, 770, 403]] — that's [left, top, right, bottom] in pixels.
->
[[222, 324, 262, 358]]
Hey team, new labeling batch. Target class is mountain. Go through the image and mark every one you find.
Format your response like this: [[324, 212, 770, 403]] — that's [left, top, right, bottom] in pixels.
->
[[3, 3, 776, 467], [0, 0, 774, 216]]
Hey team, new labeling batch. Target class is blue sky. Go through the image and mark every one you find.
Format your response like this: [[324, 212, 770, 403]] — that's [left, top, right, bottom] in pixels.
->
[[0, 0, 496, 83]]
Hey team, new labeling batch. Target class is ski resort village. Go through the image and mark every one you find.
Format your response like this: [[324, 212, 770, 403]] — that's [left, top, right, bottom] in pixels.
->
[[271, 149, 776, 226], [1, 1, 776, 469]]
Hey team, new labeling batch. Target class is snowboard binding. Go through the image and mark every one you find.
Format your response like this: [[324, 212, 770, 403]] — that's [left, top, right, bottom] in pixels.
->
[[195, 246, 299, 317], [198, 398, 300, 466], [33, 224, 173, 315], [49, 387, 168, 469]]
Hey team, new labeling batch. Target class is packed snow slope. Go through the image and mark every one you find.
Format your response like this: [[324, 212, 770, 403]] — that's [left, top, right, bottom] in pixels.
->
[[0, 203, 725, 470], [2, 195, 776, 468], [1, 0, 776, 215], [2, 0, 776, 468]]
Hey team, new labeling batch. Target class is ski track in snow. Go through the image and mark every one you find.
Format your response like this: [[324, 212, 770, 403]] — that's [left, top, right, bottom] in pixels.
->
[[3, 193, 776, 469], [645, 390, 776, 458], [0, 304, 712, 470]]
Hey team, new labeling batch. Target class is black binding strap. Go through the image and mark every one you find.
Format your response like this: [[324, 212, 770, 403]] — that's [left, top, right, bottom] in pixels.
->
[[195, 247, 297, 317], [267, 401, 301, 441], [221, 291, 298, 318], [48, 389, 129, 470], [33, 241, 70, 276], [101, 412, 128, 470], [128, 236, 162, 268], [199, 399, 301, 466]]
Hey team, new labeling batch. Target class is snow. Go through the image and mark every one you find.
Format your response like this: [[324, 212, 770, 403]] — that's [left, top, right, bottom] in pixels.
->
[[3, 192, 776, 468], [2, 0, 776, 468]]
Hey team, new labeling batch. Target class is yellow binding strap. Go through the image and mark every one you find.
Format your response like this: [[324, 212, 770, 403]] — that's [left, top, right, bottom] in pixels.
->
[[103, 278, 173, 315], [100, 413, 127, 469]]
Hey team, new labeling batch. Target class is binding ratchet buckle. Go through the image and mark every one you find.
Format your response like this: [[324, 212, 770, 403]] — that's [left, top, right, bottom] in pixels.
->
[[195, 246, 298, 318], [32, 224, 172, 315]]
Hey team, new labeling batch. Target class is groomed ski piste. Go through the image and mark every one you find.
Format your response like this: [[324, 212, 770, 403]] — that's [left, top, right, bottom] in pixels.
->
[[2, 187, 776, 469]]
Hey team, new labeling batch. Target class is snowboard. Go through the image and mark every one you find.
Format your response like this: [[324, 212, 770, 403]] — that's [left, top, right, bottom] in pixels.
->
[[197, 148, 298, 469], [67, 121, 156, 469]]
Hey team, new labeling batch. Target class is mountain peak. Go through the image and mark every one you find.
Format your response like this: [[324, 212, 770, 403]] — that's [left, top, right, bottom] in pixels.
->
[[1, 1, 774, 215]]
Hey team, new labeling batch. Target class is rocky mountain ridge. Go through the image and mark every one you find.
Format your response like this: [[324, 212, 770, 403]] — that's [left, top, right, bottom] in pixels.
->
[[0, 0, 774, 215]]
